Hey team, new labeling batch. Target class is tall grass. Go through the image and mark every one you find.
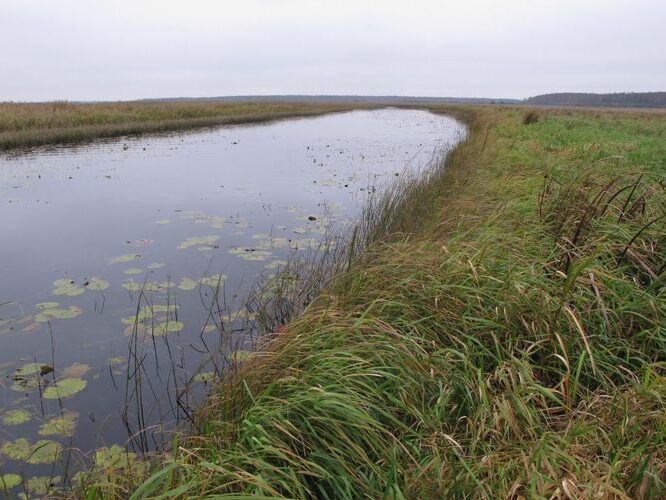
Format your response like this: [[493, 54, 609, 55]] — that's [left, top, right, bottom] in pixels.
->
[[76, 105, 665, 498], [0, 101, 366, 151]]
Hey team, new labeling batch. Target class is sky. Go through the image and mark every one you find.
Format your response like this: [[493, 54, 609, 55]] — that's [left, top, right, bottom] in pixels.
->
[[1, 0, 664, 102]]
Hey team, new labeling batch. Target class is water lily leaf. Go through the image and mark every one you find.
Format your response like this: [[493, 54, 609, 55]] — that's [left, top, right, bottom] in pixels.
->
[[14, 363, 52, 378], [26, 440, 61, 464], [2, 409, 32, 425], [178, 235, 219, 249], [35, 302, 59, 310], [221, 309, 257, 322], [193, 371, 216, 383], [1, 438, 32, 460], [0, 474, 21, 489], [52, 279, 85, 296], [42, 378, 87, 399], [147, 262, 165, 269], [94, 444, 145, 472], [121, 305, 178, 325], [62, 363, 91, 378], [251, 233, 271, 240], [200, 274, 228, 287], [38, 411, 78, 437], [153, 320, 184, 335], [202, 324, 217, 333], [177, 277, 199, 291], [122, 280, 174, 293], [34, 305, 83, 322], [85, 277, 109, 291], [110, 253, 142, 264], [121, 280, 142, 292], [154, 219, 171, 224], [123, 268, 143, 275], [24, 475, 61, 495], [238, 250, 272, 261]]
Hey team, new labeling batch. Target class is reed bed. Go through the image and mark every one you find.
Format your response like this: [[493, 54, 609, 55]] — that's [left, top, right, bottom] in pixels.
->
[[0, 101, 363, 151]]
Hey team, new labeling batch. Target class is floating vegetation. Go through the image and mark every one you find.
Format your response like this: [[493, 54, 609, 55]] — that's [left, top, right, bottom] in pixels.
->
[[200, 274, 228, 287], [94, 444, 147, 474], [121, 280, 175, 293], [123, 268, 143, 275], [12, 362, 53, 390], [0, 438, 61, 464], [1, 409, 32, 426], [177, 235, 219, 249], [229, 247, 273, 261], [220, 309, 257, 322], [193, 371, 216, 383], [121, 304, 182, 336], [38, 411, 78, 438], [146, 262, 165, 269], [86, 277, 109, 291], [177, 277, 199, 291], [62, 362, 91, 378], [0, 474, 21, 489], [42, 378, 87, 399], [51, 278, 85, 296], [51, 277, 108, 295], [34, 303, 83, 322], [154, 219, 171, 224], [109, 253, 142, 264], [201, 324, 217, 334], [23, 475, 61, 496]]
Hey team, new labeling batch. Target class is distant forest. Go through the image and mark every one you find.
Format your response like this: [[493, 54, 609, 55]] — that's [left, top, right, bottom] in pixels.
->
[[525, 92, 666, 108]]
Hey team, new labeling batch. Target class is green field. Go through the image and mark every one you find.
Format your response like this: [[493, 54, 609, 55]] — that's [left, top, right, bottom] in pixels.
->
[[0, 101, 364, 151], [36, 104, 666, 497]]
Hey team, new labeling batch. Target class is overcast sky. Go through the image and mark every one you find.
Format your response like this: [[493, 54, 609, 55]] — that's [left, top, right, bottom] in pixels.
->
[[1, 0, 664, 102]]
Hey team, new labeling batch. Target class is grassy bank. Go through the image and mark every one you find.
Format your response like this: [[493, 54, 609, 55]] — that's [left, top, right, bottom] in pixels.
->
[[0, 101, 365, 151], [77, 105, 665, 498]]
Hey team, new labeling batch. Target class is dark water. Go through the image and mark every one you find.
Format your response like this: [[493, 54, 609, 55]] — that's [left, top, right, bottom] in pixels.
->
[[0, 109, 463, 488]]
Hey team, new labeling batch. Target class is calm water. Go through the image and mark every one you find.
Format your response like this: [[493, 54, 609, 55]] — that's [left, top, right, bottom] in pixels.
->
[[0, 109, 463, 487]]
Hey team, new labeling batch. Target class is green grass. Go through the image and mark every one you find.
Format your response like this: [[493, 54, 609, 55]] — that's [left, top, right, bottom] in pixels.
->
[[0, 101, 366, 151], [75, 105, 665, 498]]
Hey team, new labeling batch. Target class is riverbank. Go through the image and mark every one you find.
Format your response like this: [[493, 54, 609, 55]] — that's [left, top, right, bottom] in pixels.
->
[[77, 104, 665, 498], [0, 101, 367, 151]]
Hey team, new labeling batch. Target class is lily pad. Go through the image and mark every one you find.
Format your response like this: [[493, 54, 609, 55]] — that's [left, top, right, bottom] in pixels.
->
[[110, 253, 142, 264], [24, 475, 61, 495], [1, 438, 32, 460], [154, 320, 184, 335], [42, 378, 87, 399], [147, 262, 165, 269], [154, 219, 171, 224], [34, 304, 83, 322], [178, 235, 219, 250], [123, 268, 143, 275], [0, 474, 21, 489], [62, 362, 91, 378], [26, 440, 61, 464], [202, 324, 217, 334], [177, 277, 199, 291], [239, 250, 273, 261], [2, 409, 32, 425], [193, 371, 216, 383], [39, 411, 78, 437], [85, 277, 109, 291], [52, 279, 85, 296], [200, 273, 228, 287], [94, 444, 143, 471]]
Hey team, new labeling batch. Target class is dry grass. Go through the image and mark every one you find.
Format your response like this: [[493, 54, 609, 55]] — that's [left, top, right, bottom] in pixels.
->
[[0, 100, 367, 151]]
